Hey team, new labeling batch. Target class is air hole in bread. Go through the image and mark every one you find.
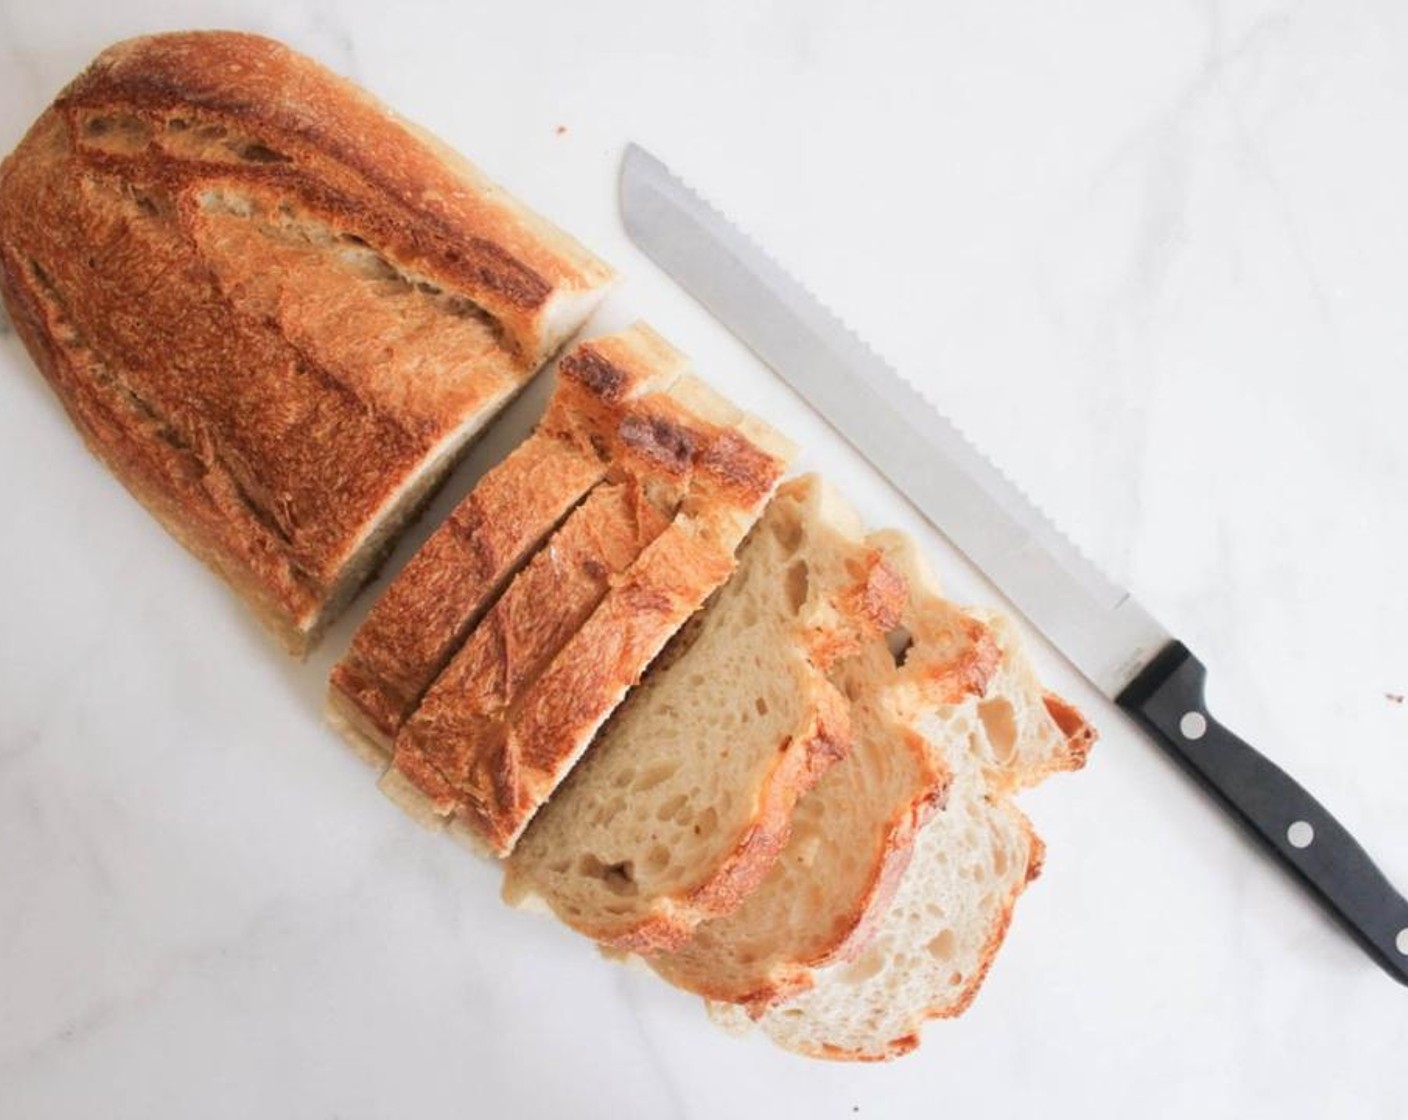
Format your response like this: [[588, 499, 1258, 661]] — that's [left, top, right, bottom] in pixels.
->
[[784, 560, 810, 614], [591, 798, 625, 829], [239, 141, 290, 164], [693, 806, 718, 838], [78, 112, 152, 154], [633, 762, 678, 792], [770, 512, 804, 555], [841, 948, 886, 984], [978, 698, 1018, 765], [886, 626, 914, 667], [754, 696, 769, 717], [926, 928, 956, 961], [645, 845, 671, 874], [579, 854, 637, 896], [656, 793, 689, 822]]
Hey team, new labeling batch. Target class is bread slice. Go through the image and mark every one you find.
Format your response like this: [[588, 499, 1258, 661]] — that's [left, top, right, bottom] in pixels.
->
[[711, 753, 1044, 1061], [0, 32, 613, 653], [862, 533, 1094, 792], [383, 478, 672, 831], [503, 476, 907, 947], [646, 668, 947, 1007], [643, 529, 1000, 1008], [705, 552, 1096, 1059], [391, 376, 794, 855], [327, 325, 687, 761]]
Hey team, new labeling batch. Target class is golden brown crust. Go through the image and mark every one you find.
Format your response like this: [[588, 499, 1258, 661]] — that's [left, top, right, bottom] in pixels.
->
[[390, 479, 674, 839], [0, 241, 319, 651], [328, 324, 688, 748], [0, 33, 613, 652], [329, 432, 606, 748], [1042, 691, 1098, 772], [52, 32, 612, 362]]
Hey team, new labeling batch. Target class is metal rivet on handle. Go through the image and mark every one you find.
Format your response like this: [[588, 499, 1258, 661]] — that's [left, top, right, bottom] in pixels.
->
[[1287, 821, 1315, 849], [1397, 929, 1408, 957], [1179, 711, 1207, 740]]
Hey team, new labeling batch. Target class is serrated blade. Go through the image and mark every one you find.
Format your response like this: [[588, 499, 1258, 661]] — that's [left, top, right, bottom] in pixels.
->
[[620, 143, 1168, 697]]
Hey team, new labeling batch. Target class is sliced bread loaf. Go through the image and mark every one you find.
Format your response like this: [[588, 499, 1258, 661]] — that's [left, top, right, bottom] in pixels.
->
[[327, 323, 688, 762], [390, 370, 794, 855], [503, 476, 907, 948]]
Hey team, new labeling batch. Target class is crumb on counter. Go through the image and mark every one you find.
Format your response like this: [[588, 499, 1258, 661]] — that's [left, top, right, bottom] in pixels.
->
[[555, 124, 567, 135], [1387, 693, 1405, 706]]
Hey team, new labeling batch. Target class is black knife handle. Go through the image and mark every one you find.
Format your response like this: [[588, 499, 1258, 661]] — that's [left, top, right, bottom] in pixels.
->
[[1117, 641, 1408, 985]]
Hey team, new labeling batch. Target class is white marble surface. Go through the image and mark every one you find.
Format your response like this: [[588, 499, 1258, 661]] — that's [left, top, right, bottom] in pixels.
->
[[1, 1, 1405, 1116]]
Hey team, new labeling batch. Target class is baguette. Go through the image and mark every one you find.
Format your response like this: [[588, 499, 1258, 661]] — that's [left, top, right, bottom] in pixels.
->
[[0, 32, 613, 653]]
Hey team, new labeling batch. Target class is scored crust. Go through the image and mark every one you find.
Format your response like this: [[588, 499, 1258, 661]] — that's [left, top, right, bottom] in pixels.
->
[[327, 432, 607, 758], [327, 322, 691, 758], [48, 32, 613, 364], [0, 32, 614, 653]]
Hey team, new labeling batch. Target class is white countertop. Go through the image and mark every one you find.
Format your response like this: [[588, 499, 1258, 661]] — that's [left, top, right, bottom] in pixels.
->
[[2, 2, 1405, 1117]]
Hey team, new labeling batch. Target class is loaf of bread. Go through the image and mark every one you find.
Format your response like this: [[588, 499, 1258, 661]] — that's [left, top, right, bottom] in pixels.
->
[[0, 32, 614, 653], [5, 32, 1097, 1066]]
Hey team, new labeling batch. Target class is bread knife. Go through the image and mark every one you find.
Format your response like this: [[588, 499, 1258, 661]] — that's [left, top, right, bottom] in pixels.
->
[[618, 142, 1408, 985]]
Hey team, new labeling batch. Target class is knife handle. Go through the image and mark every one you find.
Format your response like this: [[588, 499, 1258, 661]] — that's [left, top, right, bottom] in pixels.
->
[[1117, 641, 1408, 985]]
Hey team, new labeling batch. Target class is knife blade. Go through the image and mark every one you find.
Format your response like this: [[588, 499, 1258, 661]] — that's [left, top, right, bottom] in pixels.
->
[[619, 142, 1408, 985]]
